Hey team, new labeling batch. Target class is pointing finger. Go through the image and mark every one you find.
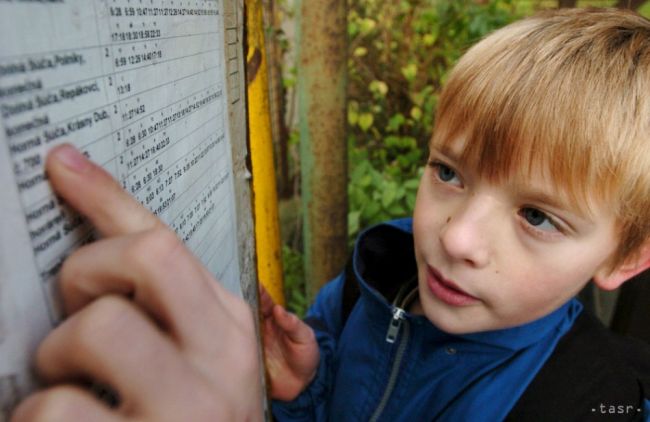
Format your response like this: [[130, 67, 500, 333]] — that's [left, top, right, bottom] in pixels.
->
[[46, 144, 162, 237]]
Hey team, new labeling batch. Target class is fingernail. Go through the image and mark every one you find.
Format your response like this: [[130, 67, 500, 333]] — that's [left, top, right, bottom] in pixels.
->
[[52, 144, 90, 173]]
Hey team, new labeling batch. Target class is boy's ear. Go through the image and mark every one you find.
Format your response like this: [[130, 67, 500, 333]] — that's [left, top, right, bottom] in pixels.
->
[[593, 242, 650, 291]]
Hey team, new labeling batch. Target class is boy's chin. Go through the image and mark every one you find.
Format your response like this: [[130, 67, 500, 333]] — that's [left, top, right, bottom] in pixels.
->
[[417, 298, 483, 335], [418, 294, 525, 335]]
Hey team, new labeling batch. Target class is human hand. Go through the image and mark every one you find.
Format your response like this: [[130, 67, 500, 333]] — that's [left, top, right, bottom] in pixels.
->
[[11, 144, 263, 421], [260, 287, 319, 401]]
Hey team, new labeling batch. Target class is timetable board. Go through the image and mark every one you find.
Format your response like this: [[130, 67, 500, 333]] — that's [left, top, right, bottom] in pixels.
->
[[0, 0, 254, 417]]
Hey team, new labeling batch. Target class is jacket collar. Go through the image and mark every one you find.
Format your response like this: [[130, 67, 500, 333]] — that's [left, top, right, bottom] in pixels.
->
[[351, 218, 582, 352]]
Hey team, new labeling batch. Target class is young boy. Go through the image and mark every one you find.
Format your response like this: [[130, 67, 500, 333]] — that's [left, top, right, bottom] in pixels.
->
[[263, 8, 650, 421]]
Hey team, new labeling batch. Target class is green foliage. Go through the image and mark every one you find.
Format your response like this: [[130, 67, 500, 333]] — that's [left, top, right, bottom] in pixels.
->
[[347, 0, 519, 240], [348, 140, 422, 240], [282, 244, 309, 317]]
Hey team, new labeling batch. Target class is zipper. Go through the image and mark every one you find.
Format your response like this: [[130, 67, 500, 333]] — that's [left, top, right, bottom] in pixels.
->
[[385, 307, 406, 343], [369, 306, 410, 422]]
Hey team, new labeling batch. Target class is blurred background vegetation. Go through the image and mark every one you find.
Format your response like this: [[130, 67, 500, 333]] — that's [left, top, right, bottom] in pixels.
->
[[264, 0, 650, 315]]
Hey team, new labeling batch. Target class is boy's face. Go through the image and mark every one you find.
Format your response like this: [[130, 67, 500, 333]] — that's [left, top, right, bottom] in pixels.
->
[[412, 139, 620, 334]]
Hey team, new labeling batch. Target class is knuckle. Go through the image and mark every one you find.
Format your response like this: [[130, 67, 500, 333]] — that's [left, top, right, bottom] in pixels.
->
[[142, 227, 181, 255], [125, 227, 182, 270], [12, 388, 78, 422], [57, 247, 87, 294], [67, 296, 135, 353]]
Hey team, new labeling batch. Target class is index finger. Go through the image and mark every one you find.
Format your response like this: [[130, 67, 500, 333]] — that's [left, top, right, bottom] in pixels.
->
[[46, 144, 162, 236]]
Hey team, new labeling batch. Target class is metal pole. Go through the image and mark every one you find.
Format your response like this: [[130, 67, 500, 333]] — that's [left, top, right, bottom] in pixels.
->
[[246, 0, 285, 305], [297, 0, 348, 297]]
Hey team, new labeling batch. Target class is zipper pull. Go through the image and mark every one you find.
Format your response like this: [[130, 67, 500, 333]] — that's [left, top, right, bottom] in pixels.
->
[[385, 307, 405, 343]]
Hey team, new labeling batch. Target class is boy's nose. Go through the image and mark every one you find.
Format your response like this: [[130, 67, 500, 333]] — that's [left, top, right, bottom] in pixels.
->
[[438, 201, 492, 268]]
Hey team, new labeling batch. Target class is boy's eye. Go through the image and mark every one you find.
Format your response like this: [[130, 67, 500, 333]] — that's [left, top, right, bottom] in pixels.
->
[[519, 207, 558, 232], [438, 164, 456, 181], [431, 162, 462, 186]]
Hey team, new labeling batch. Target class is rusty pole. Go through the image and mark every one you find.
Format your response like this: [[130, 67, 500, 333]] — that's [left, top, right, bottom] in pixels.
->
[[297, 0, 348, 298]]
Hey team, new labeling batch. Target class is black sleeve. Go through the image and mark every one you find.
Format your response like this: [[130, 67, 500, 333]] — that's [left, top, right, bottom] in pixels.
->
[[506, 311, 650, 422]]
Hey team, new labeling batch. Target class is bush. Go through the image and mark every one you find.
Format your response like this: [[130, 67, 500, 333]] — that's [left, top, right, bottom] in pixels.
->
[[347, 0, 519, 240]]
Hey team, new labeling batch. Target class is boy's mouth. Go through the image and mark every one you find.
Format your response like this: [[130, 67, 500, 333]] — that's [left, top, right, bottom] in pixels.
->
[[426, 265, 480, 306]]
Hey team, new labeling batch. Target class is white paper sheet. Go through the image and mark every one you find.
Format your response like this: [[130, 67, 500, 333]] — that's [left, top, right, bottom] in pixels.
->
[[0, 0, 242, 416]]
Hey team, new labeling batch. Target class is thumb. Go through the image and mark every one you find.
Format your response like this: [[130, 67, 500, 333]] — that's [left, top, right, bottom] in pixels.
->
[[259, 285, 275, 318], [273, 305, 314, 345]]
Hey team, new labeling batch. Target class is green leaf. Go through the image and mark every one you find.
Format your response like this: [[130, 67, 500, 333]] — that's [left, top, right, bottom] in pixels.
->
[[406, 193, 416, 210], [350, 188, 368, 206], [353, 47, 368, 57], [384, 135, 400, 148], [401, 63, 418, 82], [387, 202, 406, 215], [348, 109, 359, 125], [363, 201, 381, 220], [423, 33, 437, 46], [359, 174, 372, 187], [347, 101, 359, 125], [358, 113, 374, 132], [381, 183, 397, 208], [369, 80, 388, 97], [395, 185, 406, 200], [410, 106, 422, 121], [402, 136, 417, 149], [403, 179, 420, 190], [282, 76, 296, 89], [348, 21, 359, 37], [349, 160, 366, 180], [359, 18, 377, 35], [348, 210, 361, 236], [387, 113, 405, 132]]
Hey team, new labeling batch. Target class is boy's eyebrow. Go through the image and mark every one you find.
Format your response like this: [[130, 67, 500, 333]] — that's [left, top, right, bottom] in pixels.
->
[[430, 144, 461, 161]]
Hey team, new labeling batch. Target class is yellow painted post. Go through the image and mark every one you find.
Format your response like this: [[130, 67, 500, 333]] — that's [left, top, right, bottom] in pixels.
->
[[246, 0, 285, 305]]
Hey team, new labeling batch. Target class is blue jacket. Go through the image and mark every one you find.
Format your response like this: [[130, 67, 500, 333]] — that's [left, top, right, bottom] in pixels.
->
[[273, 219, 650, 421]]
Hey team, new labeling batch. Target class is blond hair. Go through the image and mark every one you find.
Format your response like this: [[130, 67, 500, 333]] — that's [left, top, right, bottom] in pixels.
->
[[432, 8, 650, 269]]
